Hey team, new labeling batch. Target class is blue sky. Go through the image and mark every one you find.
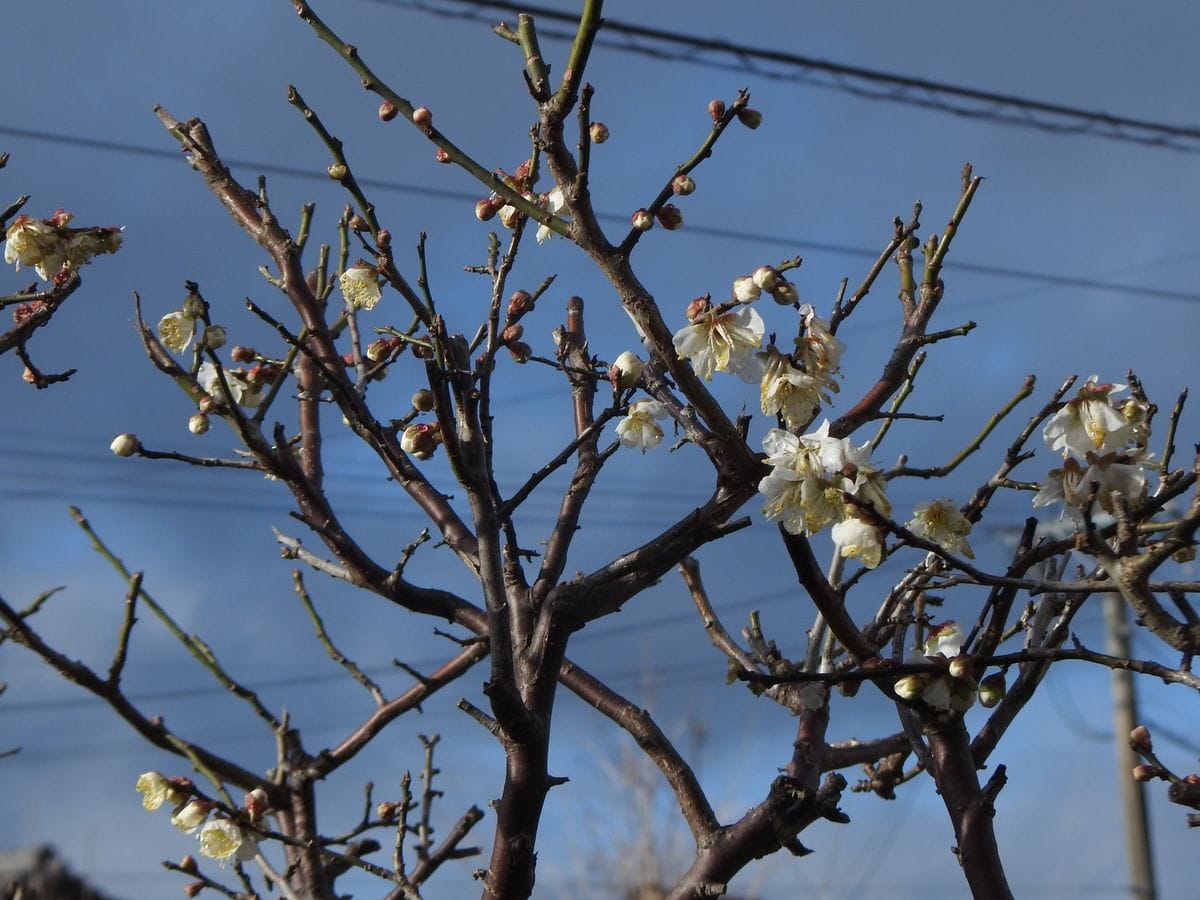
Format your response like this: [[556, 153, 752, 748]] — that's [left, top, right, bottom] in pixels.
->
[[3, 1, 1200, 897]]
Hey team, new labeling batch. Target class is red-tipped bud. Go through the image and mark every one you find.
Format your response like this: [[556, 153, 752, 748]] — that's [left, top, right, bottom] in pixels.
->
[[412, 106, 433, 130], [198, 395, 218, 415], [737, 108, 763, 129], [506, 290, 535, 322], [376, 801, 399, 822], [22, 367, 36, 384], [501, 324, 524, 344], [631, 208, 653, 231], [671, 174, 696, 196], [1132, 764, 1162, 783], [684, 295, 711, 322], [475, 198, 502, 221], [327, 163, 348, 181], [655, 204, 683, 230], [378, 100, 398, 122], [435, 148, 452, 164], [184, 882, 205, 898], [589, 122, 610, 144], [1130, 725, 1153, 753], [411, 389, 435, 412], [230, 345, 256, 363], [513, 160, 532, 184], [609, 351, 644, 391], [348, 214, 368, 232], [708, 99, 726, 123], [507, 341, 532, 363], [366, 339, 390, 363], [376, 228, 392, 248], [244, 787, 269, 822], [179, 855, 199, 875], [401, 424, 438, 460]]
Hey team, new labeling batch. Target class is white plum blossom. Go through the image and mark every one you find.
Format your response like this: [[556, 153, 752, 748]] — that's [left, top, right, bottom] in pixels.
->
[[1044, 376, 1134, 457], [4, 215, 60, 275], [157, 311, 196, 353], [3, 213, 121, 280], [908, 498, 975, 559], [923, 621, 966, 658], [198, 818, 258, 864], [536, 186, 567, 243], [759, 427, 843, 535], [171, 800, 211, 834], [1033, 451, 1149, 517], [795, 305, 844, 378], [615, 400, 668, 452], [673, 304, 765, 382], [136, 772, 175, 811], [199, 361, 265, 409], [339, 262, 382, 310], [831, 515, 884, 569], [759, 345, 827, 430]]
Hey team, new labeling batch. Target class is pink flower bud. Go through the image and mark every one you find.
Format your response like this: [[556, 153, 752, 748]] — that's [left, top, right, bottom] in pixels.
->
[[501, 323, 524, 344], [589, 122, 609, 144], [179, 855, 199, 875], [412, 106, 433, 131], [684, 295, 711, 322], [1130, 725, 1153, 753], [327, 163, 348, 181], [507, 340, 532, 363], [435, 148, 452, 164], [655, 204, 683, 230], [737, 108, 763, 129], [376, 228, 391, 248], [631, 208, 654, 231], [411, 389, 435, 412], [671, 174, 696, 196], [184, 882, 205, 898], [1132, 764, 1162, 783], [475, 198, 501, 221], [348, 214, 368, 232], [506, 290, 535, 322], [378, 100, 398, 122], [244, 787, 269, 822], [230, 345, 256, 363], [377, 801, 399, 822], [708, 99, 726, 123], [22, 367, 36, 384], [110, 434, 140, 457]]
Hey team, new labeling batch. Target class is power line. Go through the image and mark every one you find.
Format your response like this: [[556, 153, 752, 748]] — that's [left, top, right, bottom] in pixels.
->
[[377, 0, 1200, 154], [1, 123, 1194, 304]]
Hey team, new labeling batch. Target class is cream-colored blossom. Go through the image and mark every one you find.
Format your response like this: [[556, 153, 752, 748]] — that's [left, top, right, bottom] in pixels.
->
[[615, 400, 668, 452], [536, 186, 567, 244], [796, 305, 844, 378], [198, 818, 257, 864], [908, 498, 974, 559], [1034, 451, 1149, 518], [4, 215, 60, 274], [609, 351, 644, 390], [830, 515, 883, 569], [923, 621, 965, 658], [673, 305, 765, 382], [339, 262, 382, 310], [136, 772, 172, 811], [1044, 376, 1133, 457], [171, 800, 210, 834], [198, 361, 264, 409], [158, 312, 196, 353], [759, 345, 826, 429]]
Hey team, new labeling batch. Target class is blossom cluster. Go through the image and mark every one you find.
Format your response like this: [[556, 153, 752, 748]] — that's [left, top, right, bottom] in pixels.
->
[[135, 772, 262, 865], [1034, 376, 1151, 518], [4, 210, 122, 282]]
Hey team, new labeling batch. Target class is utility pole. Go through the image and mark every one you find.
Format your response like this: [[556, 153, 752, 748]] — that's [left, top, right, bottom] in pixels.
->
[[1104, 591, 1157, 900]]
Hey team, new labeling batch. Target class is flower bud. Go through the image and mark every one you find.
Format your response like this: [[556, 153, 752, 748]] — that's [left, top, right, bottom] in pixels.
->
[[752, 265, 779, 292], [1173, 544, 1197, 564], [685, 295, 711, 322], [22, 367, 36, 384], [589, 122, 609, 144], [181, 292, 206, 319], [732, 276, 760, 303], [737, 107, 763, 129], [655, 204, 683, 230], [327, 163, 348, 181], [198, 395, 218, 414], [475, 198, 501, 221], [366, 339, 389, 363], [348, 214, 368, 232], [948, 655, 972, 680], [179, 855, 199, 875], [435, 148, 452, 164], [110, 434, 140, 457], [671, 174, 695, 196], [507, 341, 532, 363], [708, 99, 726, 122], [1132, 764, 1162, 783], [630, 208, 653, 231], [188, 413, 210, 436], [244, 787, 269, 822], [609, 351, 644, 391], [412, 389, 435, 412], [412, 106, 433, 130], [506, 290, 535, 322], [401, 424, 438, 460], [201, 325, 226, 350], [978, 672, 1006, 707], [230, 345, 256, 364], [184, 882, 205, 898], [771, 279, 799, 305], [378, 100, 398, 121], [1129, 724, 1153, 753], [501, 323, 524, 344], [512, 160, 532, 185], [376, 228, 391, 248], [893, 674, 926, 701], [171, 799, 212, 834], [377, 801, 399, 822], [498, 204, 521, 229]]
